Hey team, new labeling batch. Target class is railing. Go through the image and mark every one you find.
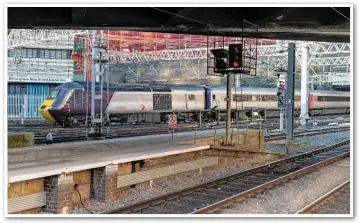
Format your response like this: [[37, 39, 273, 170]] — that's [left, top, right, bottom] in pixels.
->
[[7, 95, 47, 119]]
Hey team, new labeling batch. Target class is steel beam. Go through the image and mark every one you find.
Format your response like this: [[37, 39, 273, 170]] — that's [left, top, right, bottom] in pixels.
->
[[300, 43, 309, 126], [90, 30, 97, 134], [226, 73, 232, 145], [286, 43, 295, 142]]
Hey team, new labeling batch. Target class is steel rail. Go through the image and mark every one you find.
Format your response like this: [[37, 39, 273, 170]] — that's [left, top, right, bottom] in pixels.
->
[[295, 180, 350, 214], [104, 139, 349, 214], [192, 152, 349, 214]]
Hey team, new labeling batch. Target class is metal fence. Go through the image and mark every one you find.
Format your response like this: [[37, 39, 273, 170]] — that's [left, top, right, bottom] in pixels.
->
[[8, 95, 47, 119]]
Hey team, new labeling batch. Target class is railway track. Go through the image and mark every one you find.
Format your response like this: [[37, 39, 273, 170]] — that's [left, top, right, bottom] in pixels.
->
[[104, 139, 349, 214], [32, 126, 349, 145], [7, 113, 349, 129], [296, 180, 350, 214]]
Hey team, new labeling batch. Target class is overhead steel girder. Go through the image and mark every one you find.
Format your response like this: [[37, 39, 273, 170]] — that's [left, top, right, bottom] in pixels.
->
[[106, 48, 350, 68], [106, 42, 350, 65], [7, 29, 89, 49], [309, 72, 350, 85]]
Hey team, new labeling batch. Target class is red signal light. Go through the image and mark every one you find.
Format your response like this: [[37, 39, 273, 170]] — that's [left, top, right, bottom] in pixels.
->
[[233, 61, 239, 67]]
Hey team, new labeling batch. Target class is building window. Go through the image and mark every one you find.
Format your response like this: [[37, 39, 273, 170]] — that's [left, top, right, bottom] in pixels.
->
[[45, 49, 51, 58], [21, 49, 26, 58], [38, 49, 45, 58], [62, 50, 68, 59], [50, 49, 56, 59], [8, 48, 72, 59], [8, 50, 15, 57], [56, 50, 62, 59]]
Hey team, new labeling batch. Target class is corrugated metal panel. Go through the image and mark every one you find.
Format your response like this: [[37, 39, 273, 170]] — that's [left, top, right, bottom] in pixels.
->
[[8, 192, 46, 214], [26, 84, 50, 118], [117, 157, 218, 188], [7, 95, 47, 119]]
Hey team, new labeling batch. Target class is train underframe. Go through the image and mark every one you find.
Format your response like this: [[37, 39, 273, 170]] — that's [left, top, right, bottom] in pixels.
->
[[58, 107, 350, 127]]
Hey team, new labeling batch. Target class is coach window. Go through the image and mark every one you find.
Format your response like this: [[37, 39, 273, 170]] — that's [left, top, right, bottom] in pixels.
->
[[188, 94, 196, 101], [233, 94, 242, 102]]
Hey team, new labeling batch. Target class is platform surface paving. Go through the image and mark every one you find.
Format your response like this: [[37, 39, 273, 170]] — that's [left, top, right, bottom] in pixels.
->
[[8, 129, 233, 183]]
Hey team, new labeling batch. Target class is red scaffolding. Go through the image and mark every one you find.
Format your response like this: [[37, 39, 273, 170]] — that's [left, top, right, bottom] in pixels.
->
[[72, 31, 276, 81]]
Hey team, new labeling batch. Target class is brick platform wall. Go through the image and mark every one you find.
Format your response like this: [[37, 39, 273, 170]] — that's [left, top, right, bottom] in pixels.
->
[[181, 130, 264, 152], [43, 173, 73, 214], [91, 164, 119, 201]]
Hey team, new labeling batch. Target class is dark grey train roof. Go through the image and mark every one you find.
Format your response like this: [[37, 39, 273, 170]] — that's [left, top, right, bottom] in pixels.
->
[[149, 85, 172, 92], [210, 86, 349, 95], [56, 82, 172, 92], [169, 85, 205, 91], [210, 86, 279, 93], [56, 82, 349, 95]]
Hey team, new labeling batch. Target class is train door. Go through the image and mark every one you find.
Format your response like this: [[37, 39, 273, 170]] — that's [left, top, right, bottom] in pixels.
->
[[185, 93, 196, 110]]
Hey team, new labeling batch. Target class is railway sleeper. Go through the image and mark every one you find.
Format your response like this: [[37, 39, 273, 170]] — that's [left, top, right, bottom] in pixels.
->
[[205, 188, 236, 197], [175, 197, 212, 210], [194, 191, 230, 201]]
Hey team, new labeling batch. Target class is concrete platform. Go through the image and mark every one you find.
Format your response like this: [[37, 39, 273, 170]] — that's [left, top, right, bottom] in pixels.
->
[[8, 129, 232, 183]]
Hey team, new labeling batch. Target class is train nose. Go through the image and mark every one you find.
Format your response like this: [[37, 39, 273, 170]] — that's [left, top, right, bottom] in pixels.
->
[[38, 99, 56, 122]]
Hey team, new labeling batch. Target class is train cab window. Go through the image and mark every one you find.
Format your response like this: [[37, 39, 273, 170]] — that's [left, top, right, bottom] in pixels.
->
[[48, 89, 61, 99], [188, 94, 196, 101], [212, 95, 216, 100]]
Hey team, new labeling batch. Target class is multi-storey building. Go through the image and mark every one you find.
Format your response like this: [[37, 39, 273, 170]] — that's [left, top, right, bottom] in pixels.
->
[[7, 39, 74, 118]]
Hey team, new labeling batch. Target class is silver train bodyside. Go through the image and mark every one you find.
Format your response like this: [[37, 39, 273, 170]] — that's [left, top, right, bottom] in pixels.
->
[[41, 82, 350, 125]]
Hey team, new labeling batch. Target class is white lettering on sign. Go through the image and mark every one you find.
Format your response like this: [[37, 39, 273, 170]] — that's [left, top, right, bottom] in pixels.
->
[[8, 76, 72, 83]]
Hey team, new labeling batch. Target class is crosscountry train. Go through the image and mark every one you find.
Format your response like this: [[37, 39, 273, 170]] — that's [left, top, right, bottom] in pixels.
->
[[38, 81, 350, 127]]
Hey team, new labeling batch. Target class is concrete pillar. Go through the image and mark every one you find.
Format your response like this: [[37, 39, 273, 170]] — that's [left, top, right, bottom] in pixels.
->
[[300, 43, 309, 126], [286, 43, 295, 142], [43, 173, 73, 214], [91, 164, 119, 202]]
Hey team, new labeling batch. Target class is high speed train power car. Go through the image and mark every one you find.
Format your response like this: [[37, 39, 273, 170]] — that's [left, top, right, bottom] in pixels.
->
[[38, 81, 350, 127]]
